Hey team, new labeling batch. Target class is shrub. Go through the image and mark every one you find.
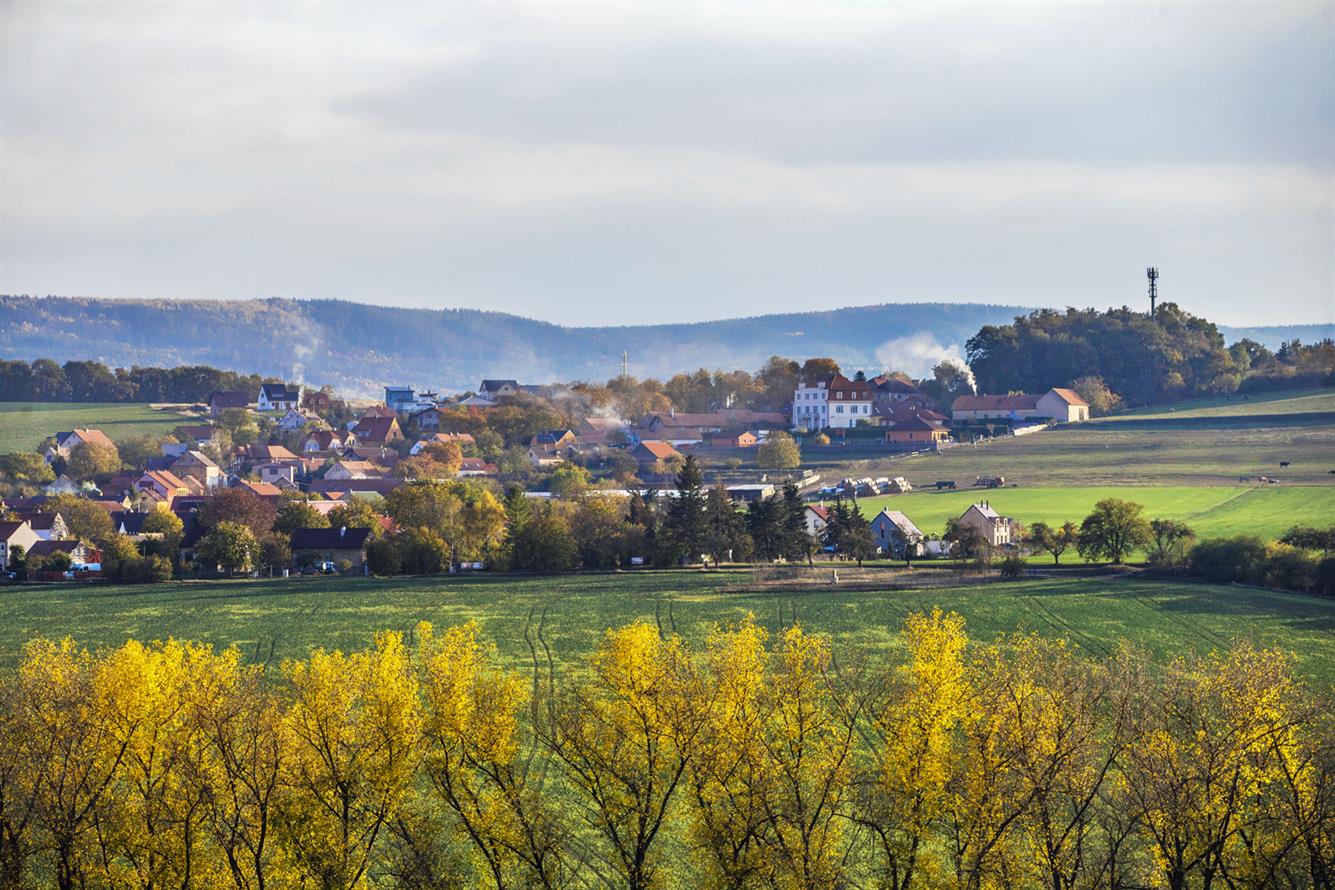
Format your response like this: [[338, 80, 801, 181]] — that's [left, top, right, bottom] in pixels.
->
[[1315, 558, 1335, 598], [1189, 536, 1270, 585], [998, 554, 1027, 580], [366, 537, 402, 576]]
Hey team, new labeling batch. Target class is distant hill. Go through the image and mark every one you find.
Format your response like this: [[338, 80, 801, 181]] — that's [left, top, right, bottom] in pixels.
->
[[0, 295, 1326, 395]]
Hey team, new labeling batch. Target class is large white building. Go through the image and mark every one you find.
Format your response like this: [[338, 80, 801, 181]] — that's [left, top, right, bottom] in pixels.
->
[[792, 373, 874, 431]]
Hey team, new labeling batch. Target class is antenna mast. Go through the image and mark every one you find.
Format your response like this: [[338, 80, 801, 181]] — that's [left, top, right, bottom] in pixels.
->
[[1147, 267, 1159, 318]]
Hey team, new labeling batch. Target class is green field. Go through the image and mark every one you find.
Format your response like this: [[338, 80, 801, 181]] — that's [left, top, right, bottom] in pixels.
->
[[0, 401, 191, 452], [834, 388, 1335, 488], [1109, 387, 1335, 419], [3, 571, 1332, 683], [854, 485, 1335, 542]]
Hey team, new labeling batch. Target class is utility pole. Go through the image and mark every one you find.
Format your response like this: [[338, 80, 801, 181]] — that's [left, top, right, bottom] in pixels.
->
[[621, 351, 629, 380], [1147, 267, 1159, 318]]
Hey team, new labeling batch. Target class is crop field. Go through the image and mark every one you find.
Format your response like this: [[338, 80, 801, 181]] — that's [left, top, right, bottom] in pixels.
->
[[0, 401, 190, 452], [3, 570, 1332, 683], [853, 485, 1335, 543]]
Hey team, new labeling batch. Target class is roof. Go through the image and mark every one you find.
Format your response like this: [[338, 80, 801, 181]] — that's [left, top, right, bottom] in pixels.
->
[[532, 429, 575, 445], [173, 424, 218, 440], [111, 512, 148, 534], [68, 428, 116, 451], [24, 513, 62, 531], [27, 540, 82, 557], [330, 460, 383, 476], [140, 470, 191, 492], [0, 520, 31, 541], [967, 502, 1002, 521], [875, 510, 924, 538], [236, 480, 284, 498], [874, 376, 921, 395], [174, 450, 219, 468], [458, 457, 497, 473], [290, 527, 374, 550], [827, 374, 874, 399], [1046, 387, 1089, 407], [309, 477, 402, 495], [209, 391, 252, 408], [480, 379, 519, 391], [636, 441, 681, 460], [888, 415, 948, 432], [421, 432, 475, 445], [640, 409, 786, 430], [952, 394, 1040, 412], [806, 505, 830, 521], [248, 444, 298, 461], [351, 416, 400, 441], [260, 383, 301, 400]]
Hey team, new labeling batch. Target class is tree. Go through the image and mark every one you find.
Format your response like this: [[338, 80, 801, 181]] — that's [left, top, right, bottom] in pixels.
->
[[39, 494, 114, 545], [1024, 520, 1078, 565], [1148, 518, 1196, 565], [117, 434, 172, 471], [199, 489, 278, 538], [326, 500, 385, 539], [195, 522, 261, 576], [385, 481, 505, 568], [279, 632, 420, 889], [943, 517, 986, 562], [0, 452, 55, 489], [661, 456, 708, 564], [1279, 525, 1335, 557], [1076, 498, 1152, 564], [510, 509, 578, 573], [548, 464, 591, 499], [799, 358, 840, 382], [64, 441, 120, 482], [703, 485, 749, 566], [259, 536, 292, 575], [394, 441, 462, 481], [140, 509, 184, 559], [1071, 375, 1123, 416], [756, 432, 800, 470], [272, 499, 329, 536]]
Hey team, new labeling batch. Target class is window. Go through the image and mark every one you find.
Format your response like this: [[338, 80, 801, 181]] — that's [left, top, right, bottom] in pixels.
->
[[836, 406, 844, 414]]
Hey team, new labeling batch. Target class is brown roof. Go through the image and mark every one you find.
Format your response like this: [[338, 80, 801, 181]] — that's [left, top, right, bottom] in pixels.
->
[[636, 441, 681, 460], [888, 415, 948, 432], [140, 470, 191, 492], [1046, 387, 1089, 407], [236, 480, 284, 498], [0, 520, 31, 541], [352, 416, 401, 442], [173, 424, 218, 441], [827, 374, 873, 400], [71, 428, 117, 450], [952, 394, 1040, 412], [248, 444, 298, 461]]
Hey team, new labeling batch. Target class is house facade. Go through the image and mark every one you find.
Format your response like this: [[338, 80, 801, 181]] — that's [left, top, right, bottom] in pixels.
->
[[792, 374, 873, 430], [951, 388, 1089, 423], [0, 521, 39, 571], [258, 383, 302, 413], [884, 415, 951, 445], [209, 391, 253, 417], [871, 509, 924, 559], [957, 502, 1013, 547]]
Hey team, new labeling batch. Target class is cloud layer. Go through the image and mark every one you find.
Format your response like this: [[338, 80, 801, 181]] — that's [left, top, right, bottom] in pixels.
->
[[2, 2, 1331, 325]]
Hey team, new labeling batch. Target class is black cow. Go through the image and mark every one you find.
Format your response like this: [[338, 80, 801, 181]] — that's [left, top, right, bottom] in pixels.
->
[[1280, 461, 1290, 468]]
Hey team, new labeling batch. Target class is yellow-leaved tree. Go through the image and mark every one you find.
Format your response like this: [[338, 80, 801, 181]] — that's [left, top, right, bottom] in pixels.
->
[[278, 631, 422, 889], [417, 620, 572, 889], [858, 608, 971, 890]]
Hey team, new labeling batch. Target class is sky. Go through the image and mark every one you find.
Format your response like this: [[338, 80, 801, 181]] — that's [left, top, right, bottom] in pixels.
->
[[1, 1, 1332, 327]]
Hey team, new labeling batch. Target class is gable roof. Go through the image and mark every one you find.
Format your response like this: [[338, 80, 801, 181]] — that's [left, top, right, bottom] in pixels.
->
[[636, 441, 681, 460], [236, 480, 284, 498], [28, 539, 83, 558], [67, 429, 116, 451], [209, 391, 252, 409], [480, 379, 519, 391], [173, 424, 219, 441], [140, 470, 191, 492], [806, 505, 830, 521], [1045, 387, 1089, 407], [827, 374, 874, 399], [0, 520, 32, 542], [110, 511, 148, 535], [873, 376, 921, 395], [290, 526, 374, 551], [875, 509, 924, 538], [260, 383, 301, 401], [966, 502, 1002, 522], [887, 414, 948, 432], [532, 429, 575, 445], [351, 416, 400, 442], [247, 444, 298, 461], [24, 512, 62, 531]]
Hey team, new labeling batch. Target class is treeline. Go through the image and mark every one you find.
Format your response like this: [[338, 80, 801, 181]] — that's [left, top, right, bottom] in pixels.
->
[[1, 612, 1329, 889], [966, 304, 1335, 406], [0, 358, 263, 403]]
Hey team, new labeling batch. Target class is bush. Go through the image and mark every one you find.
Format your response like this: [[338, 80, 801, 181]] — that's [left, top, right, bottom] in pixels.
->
[[998, 554, 1027, 580], [1315, 558, 1335, 597], [1264, 545, 1317, 594], [1189, 536, 1269, 584], [511, 512, 578, 572], [337, 559, 354, 575]]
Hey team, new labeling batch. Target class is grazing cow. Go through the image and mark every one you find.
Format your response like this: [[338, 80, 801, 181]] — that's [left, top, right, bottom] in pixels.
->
[[1280, 461, 1290, 468]]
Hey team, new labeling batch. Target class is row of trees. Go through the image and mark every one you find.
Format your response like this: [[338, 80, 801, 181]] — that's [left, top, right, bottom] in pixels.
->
[[0, 358, 264, 403], [1, 612, 1329, 889]]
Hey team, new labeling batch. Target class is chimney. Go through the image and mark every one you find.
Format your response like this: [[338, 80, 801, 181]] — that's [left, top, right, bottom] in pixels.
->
[[340, 525, 347, 539], [670, 407, 676, 418]]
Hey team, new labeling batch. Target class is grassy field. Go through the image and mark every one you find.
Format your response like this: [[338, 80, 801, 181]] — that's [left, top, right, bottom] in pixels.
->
[[853, 485, 1335, 543], [833, 388, 1335, 487], [0, 401, 191, 452], [1109, 387, 1335, 419], [2, 571, 1332, 683]]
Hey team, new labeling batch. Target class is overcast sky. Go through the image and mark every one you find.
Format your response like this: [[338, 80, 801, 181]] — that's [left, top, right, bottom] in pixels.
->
[[2, 1, 1331, 326]]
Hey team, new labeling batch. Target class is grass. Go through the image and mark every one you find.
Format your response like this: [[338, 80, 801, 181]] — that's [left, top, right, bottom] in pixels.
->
[[3, 571, 1332, 684], [853, 485, 1335, 543], [0, 401, 191, 453], [1108, 387, 1335, 419]]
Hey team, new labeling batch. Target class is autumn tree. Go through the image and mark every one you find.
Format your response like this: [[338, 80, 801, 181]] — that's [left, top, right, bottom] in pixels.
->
[[278, 632, 421, 889], [196, 521, 261, 576], [272, 498, 329, 536], [1024, 520, 1078, 565], [39, 494, 114, 545], [64, 440, 120, 482], [1148, 518, 1196, 565], [757, 432, 801, 470]]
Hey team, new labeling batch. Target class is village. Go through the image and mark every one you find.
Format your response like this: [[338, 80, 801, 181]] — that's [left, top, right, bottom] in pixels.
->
[[0, 368, 1093, 579]]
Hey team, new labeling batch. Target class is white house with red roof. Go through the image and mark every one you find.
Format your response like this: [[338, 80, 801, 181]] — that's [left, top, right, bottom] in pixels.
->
[[792, 373, 874, 431]]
